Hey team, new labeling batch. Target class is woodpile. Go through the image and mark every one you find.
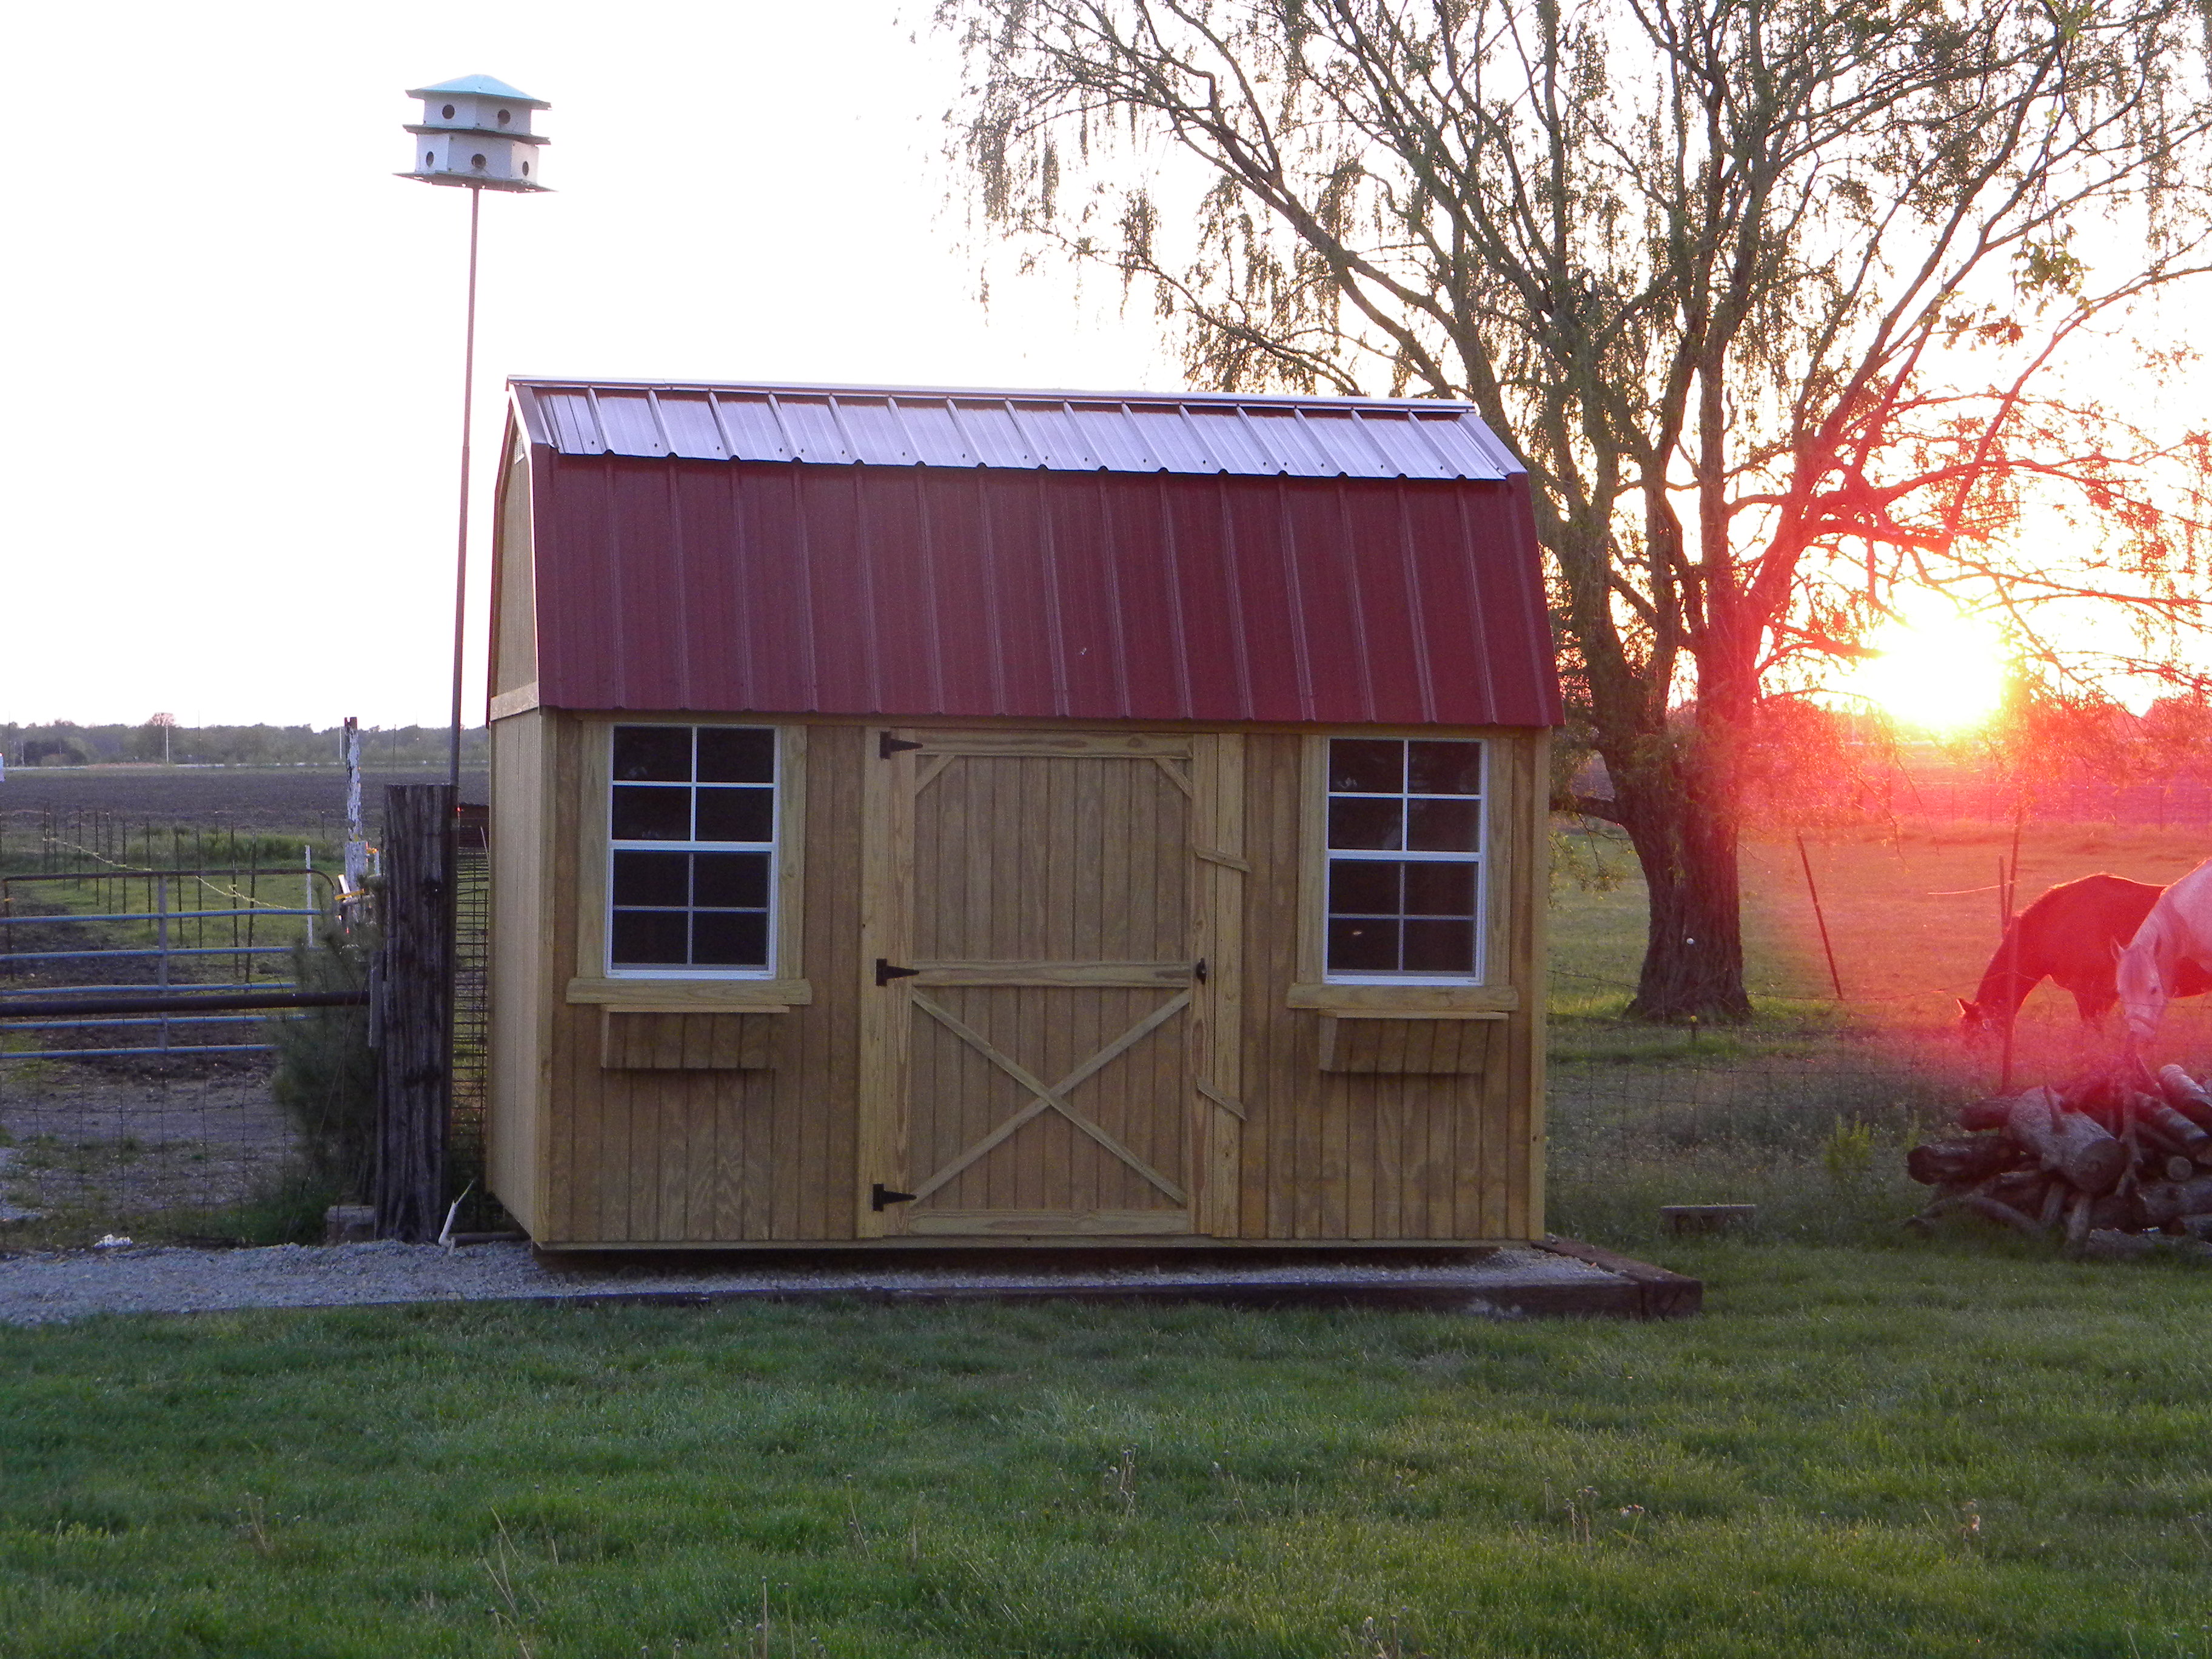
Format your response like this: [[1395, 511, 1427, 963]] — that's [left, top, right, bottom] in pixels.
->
[[1907, 1064, 2212, 1256]]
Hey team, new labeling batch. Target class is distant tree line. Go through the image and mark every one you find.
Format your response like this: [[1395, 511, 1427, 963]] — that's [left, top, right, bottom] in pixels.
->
[[1570, 691, 2212, 833], [0, 720, 489, 769]]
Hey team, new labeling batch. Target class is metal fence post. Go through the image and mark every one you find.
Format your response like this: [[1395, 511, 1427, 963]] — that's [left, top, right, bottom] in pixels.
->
[[155, 874, 169, 1056]]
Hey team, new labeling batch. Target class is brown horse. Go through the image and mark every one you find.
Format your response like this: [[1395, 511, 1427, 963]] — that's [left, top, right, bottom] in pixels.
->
[[1957, 873, 2212, 1039]]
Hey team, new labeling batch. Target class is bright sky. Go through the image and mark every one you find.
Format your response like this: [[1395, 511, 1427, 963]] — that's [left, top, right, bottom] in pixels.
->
[[1823, 594, 2013, 735], [0, 1, 1165, 729], [6, 4, 2199, 737]]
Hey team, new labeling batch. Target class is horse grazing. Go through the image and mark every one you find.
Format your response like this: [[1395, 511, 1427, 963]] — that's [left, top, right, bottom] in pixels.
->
[[2117, 857, 2212, 1046], [1957, 873, 2207, 1039]]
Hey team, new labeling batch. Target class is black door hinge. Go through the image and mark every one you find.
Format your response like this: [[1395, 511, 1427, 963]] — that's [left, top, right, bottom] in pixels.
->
[[879, 732, 926, 759], [876, 957, 922, 986], [1193, 957, 1208, 984], [872, 1183, 918, 1211]]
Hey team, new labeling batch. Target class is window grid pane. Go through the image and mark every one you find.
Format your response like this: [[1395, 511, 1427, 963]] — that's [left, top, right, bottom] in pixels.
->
[[1324, 737, 1483, 979], [609, 724, 777, 974]]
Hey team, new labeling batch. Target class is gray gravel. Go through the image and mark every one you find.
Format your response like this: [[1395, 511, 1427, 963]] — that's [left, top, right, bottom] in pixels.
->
[[0, 1240, 1618, 1326]]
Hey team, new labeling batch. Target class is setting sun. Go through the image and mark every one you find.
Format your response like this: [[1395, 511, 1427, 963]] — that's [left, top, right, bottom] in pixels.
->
[[1827, 593, 2011, 733]]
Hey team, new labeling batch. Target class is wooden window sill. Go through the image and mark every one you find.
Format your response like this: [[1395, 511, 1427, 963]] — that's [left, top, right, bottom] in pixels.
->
[[1286, 982, 1517, 1016], [566, 976, 812, 1011]]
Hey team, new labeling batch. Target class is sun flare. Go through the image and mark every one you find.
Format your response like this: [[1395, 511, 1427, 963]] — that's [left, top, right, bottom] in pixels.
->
[[1827, 594, 2011, 734]]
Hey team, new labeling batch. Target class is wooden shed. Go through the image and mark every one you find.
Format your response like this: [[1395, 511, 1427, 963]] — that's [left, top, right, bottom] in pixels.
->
[[484, 378, 1562, 1250]]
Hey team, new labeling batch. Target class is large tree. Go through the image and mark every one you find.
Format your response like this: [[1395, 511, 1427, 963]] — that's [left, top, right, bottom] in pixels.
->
[[942, 0, 2212, 1018]]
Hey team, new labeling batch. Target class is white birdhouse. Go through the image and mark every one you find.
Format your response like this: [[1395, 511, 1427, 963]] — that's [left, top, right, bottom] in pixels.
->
[[403, 75, 549, 192]]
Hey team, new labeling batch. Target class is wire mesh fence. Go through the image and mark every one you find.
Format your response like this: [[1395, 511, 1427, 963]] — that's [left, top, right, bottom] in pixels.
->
[[0, 838, 330, 1242]]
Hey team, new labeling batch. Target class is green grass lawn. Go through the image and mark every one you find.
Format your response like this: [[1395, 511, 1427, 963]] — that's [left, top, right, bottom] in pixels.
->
[[10, 819, 2212, 1655], [8, 1260, 2212, 1658]]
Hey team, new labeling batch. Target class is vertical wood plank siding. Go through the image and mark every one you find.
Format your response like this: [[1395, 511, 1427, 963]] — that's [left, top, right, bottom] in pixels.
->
[[497, 718, 1542, 1245], [523, 719, 863, 1243], [486, 711, 551, 1231], [1234, 732, 1539, 1239]]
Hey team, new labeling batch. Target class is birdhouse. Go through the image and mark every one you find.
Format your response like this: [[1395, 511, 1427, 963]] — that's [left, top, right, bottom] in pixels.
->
[[403, 75, 549, 192]]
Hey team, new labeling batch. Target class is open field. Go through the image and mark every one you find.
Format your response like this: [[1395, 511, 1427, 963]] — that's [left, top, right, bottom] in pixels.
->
[[7, 1253, 2212, 1657], [1546, 820, 2212, 1252], [0, 765, 489, 848]]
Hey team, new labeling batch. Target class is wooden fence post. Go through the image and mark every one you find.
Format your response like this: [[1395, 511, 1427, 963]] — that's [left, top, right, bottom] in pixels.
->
[[375, 783, 455, 1241]]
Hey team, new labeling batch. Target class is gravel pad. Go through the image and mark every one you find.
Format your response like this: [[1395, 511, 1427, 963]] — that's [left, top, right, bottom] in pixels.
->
[[0, 1241, 1619, 1326]]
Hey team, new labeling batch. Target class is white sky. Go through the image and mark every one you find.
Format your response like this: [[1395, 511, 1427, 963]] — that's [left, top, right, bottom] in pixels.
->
[[0, 1, 1167, 729], [5, 4, 2202, 736]]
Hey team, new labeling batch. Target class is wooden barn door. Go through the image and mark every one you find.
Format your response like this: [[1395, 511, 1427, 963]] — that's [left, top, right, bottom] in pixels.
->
[[857, 731, 1244, 1237]]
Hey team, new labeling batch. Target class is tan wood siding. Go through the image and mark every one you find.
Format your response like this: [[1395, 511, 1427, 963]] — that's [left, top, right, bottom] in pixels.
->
[[1237, 729, 1541, 1241], [512, 715, 1541, 1248], [858, 731, 1225, 1236], [491, 440, 537, 699], [599, 1009, 779, 1070], [531, 717, 865, 1244], [486, 709, 552, 1232], [1318, 1014, 1498, 1073]]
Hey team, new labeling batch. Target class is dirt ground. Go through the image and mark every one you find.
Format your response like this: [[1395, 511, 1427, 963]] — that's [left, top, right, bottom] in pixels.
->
[[0, 765, 489, 837], [0, 1060, 299, 1228]]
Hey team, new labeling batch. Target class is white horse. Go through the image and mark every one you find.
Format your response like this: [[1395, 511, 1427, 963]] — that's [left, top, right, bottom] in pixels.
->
[[2117, 856, 2212, 1048]]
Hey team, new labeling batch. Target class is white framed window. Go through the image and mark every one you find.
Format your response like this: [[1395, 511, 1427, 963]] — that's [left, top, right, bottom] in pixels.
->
[[606, 723, 778, 977], [1323, 736, 1486, 982]]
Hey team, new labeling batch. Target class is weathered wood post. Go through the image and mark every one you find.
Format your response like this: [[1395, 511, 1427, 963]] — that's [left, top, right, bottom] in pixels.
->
[[375, 783, 455, 1241]]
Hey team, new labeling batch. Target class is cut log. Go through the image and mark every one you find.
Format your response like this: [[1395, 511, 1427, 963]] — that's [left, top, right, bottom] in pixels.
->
[[1960, 1093, 2034, 1133], [2136, 1176, 2212, 1227], [2164, 1155, 2197, 1184], [2065, 1190, 2094, 1252], [2008, 1091, 2129, 1195], [1988, 1168, 2051, 1208], [2159, 1065, 2212, 1134], [2038, 1178, 2070, 1230], [2139, 1102, 2212, 1161], [2088, 1191, 2148, 1232], [1906, 1136, 2023, 1187], [1960, 1194, 2046, 1238]]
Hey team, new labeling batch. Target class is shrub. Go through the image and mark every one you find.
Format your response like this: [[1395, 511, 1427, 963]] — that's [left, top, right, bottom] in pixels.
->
[[269, 910, 377, 1200]]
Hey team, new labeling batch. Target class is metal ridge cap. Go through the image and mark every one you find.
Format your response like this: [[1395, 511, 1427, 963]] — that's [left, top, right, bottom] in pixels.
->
[[503, 374, 1487, 414], [508, 383, 557, 448]]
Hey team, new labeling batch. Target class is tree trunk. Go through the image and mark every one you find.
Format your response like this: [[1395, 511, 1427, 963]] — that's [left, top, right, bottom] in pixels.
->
[[375, 783, 454, 1242], [1610, 735, 1752, 1022]]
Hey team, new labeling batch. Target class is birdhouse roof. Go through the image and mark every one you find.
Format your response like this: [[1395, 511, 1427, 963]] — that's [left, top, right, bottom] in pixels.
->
[[504, 377, 1562, 728], [406, 74, 549, 109]]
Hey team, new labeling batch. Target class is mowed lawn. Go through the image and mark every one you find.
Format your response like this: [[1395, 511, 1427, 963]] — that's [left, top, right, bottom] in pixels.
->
[[10, 819, 2212, 1656], [8, 1261, 2212, 1659]]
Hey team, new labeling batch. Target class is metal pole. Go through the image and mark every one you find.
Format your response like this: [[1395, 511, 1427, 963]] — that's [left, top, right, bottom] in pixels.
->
[[447, 183, 482, 793], [1999, 854, 2020, 1093], [1795, 833, 1845, 1001], [155, 874, 169, 1056]]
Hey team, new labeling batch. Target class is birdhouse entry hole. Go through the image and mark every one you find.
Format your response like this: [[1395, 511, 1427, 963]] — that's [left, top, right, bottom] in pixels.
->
[[424, 152, 434, 166], [472, 153, 486, 169], [521, 162, 531, 176], [497, 109, 511, 124], [441, 103, 455, 118]]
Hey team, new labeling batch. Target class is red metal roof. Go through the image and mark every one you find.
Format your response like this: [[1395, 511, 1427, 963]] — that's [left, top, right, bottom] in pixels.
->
[[508, 379, 1561, 728]]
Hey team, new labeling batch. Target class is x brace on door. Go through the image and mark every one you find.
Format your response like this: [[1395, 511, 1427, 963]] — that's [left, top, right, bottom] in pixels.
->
[[903, 988, 1192, 1205]]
